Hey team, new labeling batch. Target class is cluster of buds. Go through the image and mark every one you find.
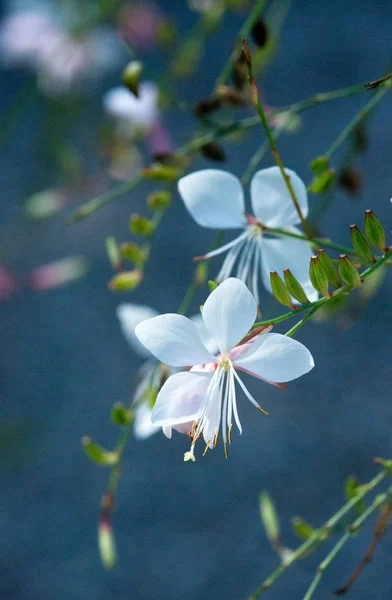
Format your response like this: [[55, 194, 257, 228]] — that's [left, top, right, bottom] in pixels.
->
[[270, 269, 310, 309], [107, 189, 172, 292]]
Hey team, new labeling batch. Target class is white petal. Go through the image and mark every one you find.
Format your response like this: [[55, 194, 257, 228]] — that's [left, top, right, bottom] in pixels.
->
[[190, 313, 219, 355], [234, 333, 314, 382], [178, 170, 246, 229], [202, 278, 257, 354], [260, 236, 318, 303], [117, 303, 159, 358], [133, 403, 161, 440], [135, 314, 216, 367], [103, 82, 158, 127], [250, 167, 308, 227], [151, 371, 211, 426]]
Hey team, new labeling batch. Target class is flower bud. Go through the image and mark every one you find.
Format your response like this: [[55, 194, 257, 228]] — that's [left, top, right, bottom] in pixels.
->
[[121, 242, 149, 264], [122, 60, 143, 97], [338, 166, 362, 195], [108, 270, 143, 291], [310, 155, 329, 176], [259, 492, 280, 547], [283, 269, 310, 304], [98, 512, 117, 570], [317, 249, 341, 288], [350, 225, 375, 264], [338, 255, 362, 287], [200, 142, 226, 162], [194, 96, 222, 117], [308, 169, 335, 194], [82, 437, 119, 466], [291, 517, 315, 540], [111, 403, 134, 426], [195, 262, 207, 286], [208, 280, 218, 292], [270, 271, 294, 308], [24, 188, 65, 220], [215, 84, 246, 106], [232, 54, 248, 90], [106, 237, 121, 270], [143, 163, 183, 182], [252, 17, 269, 48], [365, 209, 387, 251], [147, 190, 172, 210], [130, 214, 154, 236], [309, 256, 329, 297]]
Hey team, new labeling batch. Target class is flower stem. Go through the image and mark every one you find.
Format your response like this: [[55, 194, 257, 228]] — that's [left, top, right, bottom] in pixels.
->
[[264, 226, 356, 255], [249, 465, 391, 600], [242, 40, 312, 238], [253, 248, 392, 329]]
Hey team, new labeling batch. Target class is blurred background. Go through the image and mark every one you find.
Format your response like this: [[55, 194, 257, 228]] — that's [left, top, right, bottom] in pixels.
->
[[1, 0, 392, 598]]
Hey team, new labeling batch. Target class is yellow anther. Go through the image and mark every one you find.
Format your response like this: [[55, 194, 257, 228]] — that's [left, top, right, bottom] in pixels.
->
[[256, 405, 269, 415], [228, 424, 233, 444], [224, 443, 228, 459], [203, 443, 210, 456], [214, 429, 219, 447]]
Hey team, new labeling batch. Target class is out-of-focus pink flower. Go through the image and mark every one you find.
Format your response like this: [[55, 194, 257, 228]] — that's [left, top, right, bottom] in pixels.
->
[[148, 119, 174, 158], [30, 257, 88, 291], [117, 2, 164, 50], [0, 265, 17, 301]]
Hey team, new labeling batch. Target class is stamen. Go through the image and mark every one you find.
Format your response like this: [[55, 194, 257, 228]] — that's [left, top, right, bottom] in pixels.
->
[[184, 446, 196, 462], [224, 442, 228, 459], [232, 368, 269, 415], [202, 231, 248, 260], [228, 423, 233, 444]]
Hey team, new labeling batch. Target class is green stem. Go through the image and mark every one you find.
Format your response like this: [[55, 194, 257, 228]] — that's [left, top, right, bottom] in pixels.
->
[[249, 466, 391, 599], [241, 128, 284, 186], [264, 226, 356, 255], [253, 248, 392, 329], [215, 0, 268, 86], [285, 305, 319, 337], [325, 83, 391, 160]]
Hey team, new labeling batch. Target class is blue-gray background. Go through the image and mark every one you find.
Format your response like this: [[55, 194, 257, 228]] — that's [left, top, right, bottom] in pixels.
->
[[1, 1, 392, 598]]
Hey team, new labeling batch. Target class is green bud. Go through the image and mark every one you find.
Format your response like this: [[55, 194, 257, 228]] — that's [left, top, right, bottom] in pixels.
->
[[106, 236, 121, 270], [291, 517, 315, 540], [130, 214, 154, 236], [24, 188, 64, 220], [111, 403, 134, 426], [338, 255, 362, 287], [270, 271, 293, 307], [98, 520, 117, 570], [283, 269, 309, 304], [309, 256, 329, 297], [317, 249, 341, 288], [195, 262, 208, 286], [122, 60, 143, 96], [259, 491, 280, 546], [121, 242, 149, 265], [82, 437, 119, 466], [208, 280, 218, 292], [350, 225, 375, 264], [310, 155, 329, 176], [143, 164, 183, 182], [308, 169, 335, 194], [109, 270, 143, 291], [365, 209, 387, 251], [147, 190, 172, 210]]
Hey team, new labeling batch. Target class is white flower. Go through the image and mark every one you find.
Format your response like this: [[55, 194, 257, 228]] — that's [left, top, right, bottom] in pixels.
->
[[135, 278, 314, 459], [117, 303, 217, 441], [178, 167, 317, 305], [103, 83, 159, 132]]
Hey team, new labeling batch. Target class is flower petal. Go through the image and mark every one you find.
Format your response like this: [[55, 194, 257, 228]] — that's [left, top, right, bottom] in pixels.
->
[[151, 371, 211, 426], [135, 314, 216, 366], [190, 313, 219, 355], [103, 83, 158, 127], [202, 278, 257, 354], [178, 170, 246, 229], [133, 403, 161, 440], [260, 236, 318, 303], [117, 303, 159, 358], [250, 167, 308, 227], [234, 333, 314, 382]]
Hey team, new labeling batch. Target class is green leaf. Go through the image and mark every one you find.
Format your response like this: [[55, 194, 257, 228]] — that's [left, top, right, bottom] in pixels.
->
[[82, 437, 119, 466]]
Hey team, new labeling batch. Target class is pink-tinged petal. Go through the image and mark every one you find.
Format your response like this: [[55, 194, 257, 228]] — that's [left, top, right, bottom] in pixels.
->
[[117, 303, 159, 358], [135, 314, 216, 367], [202, 278, 257, 354], [151, 371, 211, 426], [178, 170, 246, 229], [234, 333, 314, 382], [250, 167, 308, 228], [260, 235, 318, 303]]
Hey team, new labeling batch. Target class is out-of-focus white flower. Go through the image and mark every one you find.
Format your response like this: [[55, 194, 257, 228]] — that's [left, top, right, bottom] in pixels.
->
[[103, 83, 159, 132], [135, 279, 314, 460], [178, 167, 318, 305], [0, 10, 121, 95], [117, 303, 218, 441], [188, 0, 225, 15]]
